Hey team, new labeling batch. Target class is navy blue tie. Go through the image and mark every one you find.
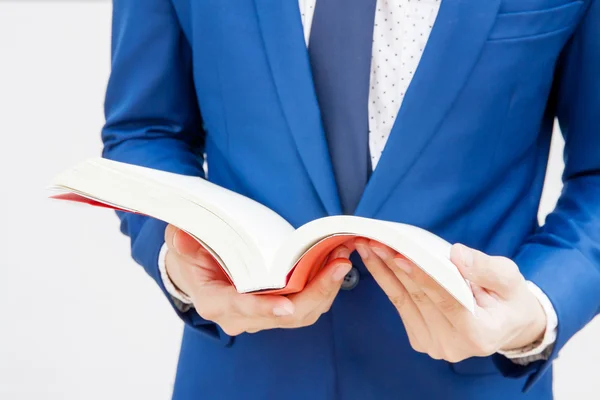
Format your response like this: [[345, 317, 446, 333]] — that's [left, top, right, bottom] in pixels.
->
[[308, 0, 377, 215]]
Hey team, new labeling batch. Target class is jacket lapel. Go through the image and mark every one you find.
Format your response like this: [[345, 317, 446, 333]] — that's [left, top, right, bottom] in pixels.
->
[[253, 0, 342, 216], [356, 0, 502, 217]]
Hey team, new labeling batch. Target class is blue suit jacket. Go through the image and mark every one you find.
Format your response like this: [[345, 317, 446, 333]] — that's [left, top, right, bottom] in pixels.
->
[[102, 0, 600, 398]]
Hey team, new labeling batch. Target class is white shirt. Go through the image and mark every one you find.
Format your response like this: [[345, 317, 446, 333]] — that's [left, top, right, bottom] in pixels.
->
[[300, 0, 442, 168], [159, 0, 558, 361]]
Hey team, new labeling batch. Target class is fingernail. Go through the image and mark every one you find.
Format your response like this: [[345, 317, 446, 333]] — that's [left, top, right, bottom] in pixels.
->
[[460, 245, 473, 268], [332, 262, 352, 282], [172, 230, 182, 253], [332, 246, 350, 259], [394, 257, 413, 274], [355, 243, 369, 260], [273, 303, 294, 317], [371, 246, 389, 260]]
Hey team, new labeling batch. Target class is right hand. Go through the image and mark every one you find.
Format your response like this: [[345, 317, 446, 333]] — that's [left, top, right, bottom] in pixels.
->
[[164, 224, 353, 336]]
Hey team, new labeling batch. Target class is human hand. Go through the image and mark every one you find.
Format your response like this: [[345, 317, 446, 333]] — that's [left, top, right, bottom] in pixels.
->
[[164, 224, 353, 336], [354, 239, 547, 362]]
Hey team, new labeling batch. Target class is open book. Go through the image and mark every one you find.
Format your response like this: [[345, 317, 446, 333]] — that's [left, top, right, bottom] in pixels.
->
[[49, 158, 474, 312]]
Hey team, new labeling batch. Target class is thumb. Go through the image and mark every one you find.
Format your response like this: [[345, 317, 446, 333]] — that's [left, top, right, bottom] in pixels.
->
[[451, 243, 522, 298], [168, 226, 206, 259]]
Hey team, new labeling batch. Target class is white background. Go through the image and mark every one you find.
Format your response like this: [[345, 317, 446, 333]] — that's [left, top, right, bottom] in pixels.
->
[[0, 2, 598, 399]]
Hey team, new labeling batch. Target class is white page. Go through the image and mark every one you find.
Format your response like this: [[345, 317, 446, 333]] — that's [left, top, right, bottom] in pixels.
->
[[274, 216, 475, 312], [98, 159, 296, 268], [51, 159, 268, 290]]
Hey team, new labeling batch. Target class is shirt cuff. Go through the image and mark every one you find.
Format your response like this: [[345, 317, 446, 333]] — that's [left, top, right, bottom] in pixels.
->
[[158, 243, 194, 312], [497, 281, 558, 364]]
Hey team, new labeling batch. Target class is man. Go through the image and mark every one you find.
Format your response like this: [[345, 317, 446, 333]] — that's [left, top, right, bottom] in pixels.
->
[[102, 0, 600, 398]]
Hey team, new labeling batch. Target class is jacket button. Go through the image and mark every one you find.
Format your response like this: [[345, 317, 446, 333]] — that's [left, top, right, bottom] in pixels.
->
[[341, 267, 360, 291]]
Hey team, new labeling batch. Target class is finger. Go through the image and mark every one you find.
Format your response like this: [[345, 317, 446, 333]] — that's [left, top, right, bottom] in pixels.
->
[[390, 251, 468, 326], [218, 313, 283, 336], [165, 224, 178, 250], [367, 242, 440, 307], [368, 242, 463, 334], [226, 316, 279, 335], [167, 249, 232, 302], [451, 244, 522, 298], [325, 245, 351, 265], [470, 283, 498, 308], [368, 241, 465, 319], [286, 258, 352, 323], [233, 291, 296, 319], [343, 239, 357, 253], [172, 229, 210, 261], [393, 255, 466, 330], [194, 282, 295, 322], [171, 245, 230, 283], [357, 240, 419, 312], [355, 239, 428, 344], [316, 257, 351, 310], [185, 253, 230, 284]]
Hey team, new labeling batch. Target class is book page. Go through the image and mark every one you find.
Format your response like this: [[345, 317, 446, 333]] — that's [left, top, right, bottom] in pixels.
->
[[101, 159, 296, 267], [50, 158, 296, 292], [274, 216, 475, 312]]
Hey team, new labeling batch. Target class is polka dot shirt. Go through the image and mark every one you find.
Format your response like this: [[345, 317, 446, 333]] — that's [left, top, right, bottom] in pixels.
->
[[299, 0, 441, 169]]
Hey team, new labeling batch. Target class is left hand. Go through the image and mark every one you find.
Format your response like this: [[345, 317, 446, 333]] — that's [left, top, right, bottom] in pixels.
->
[[165, 225, 353, 335], [354, 239, 547, 362]]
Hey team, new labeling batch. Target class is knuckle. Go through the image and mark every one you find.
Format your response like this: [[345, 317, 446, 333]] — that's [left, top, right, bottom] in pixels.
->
[[316, 282, 333, 299], [437, 298, 459, 314], [240, 295, 262, 316], [219, 323, 243, 337], [273, 315, 295, 328], [285, 313, 306, 328], [408, 337, 424, 353], [471, 339, 495, 356], [195, 302, 222, 322], [498, 256, 516, 270], [389, 293, 408, 309], [164, 224, 176, 244], [306, 313, 320, 326], [246, 325, 266, 334], [254, 298, 276, 318], [444, 351, 466, 363], [197, 307, 219, 322], [301, 311, 321, 327], [481, 342, 497, 356], [504, 260, 524, 284], [465, 326, 484, 346], [493, 255, 512, 272], [410, 291, 428, 304], [488, 257, 523, 288], [330, 245, 350, 260], [227, 296, 248, 317], [472, 250, 490, 267]]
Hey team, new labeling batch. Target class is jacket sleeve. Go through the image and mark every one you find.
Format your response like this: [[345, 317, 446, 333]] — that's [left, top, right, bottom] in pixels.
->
[[102, 0, 228, 343], [493, 0, 600, 390]]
